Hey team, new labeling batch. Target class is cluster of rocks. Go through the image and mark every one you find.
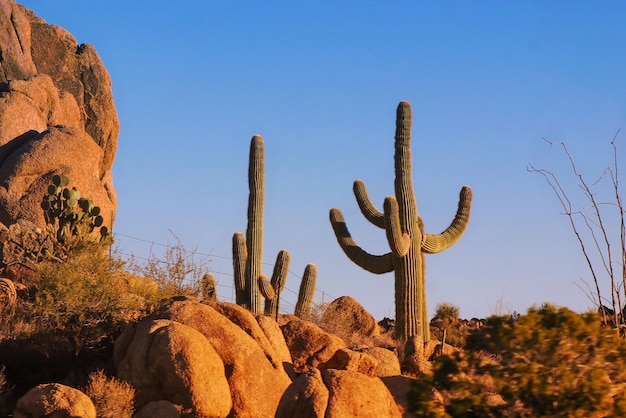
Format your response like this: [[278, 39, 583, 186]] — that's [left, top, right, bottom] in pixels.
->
[[12, 296, 424, 417]]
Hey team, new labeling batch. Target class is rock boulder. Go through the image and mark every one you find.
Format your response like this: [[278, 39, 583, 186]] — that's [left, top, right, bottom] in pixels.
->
[[0, 0, 117, 233], [13, 383, 96, 418]]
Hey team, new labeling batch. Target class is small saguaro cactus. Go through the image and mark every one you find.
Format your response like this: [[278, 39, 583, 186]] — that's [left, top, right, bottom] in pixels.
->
[[233, 135, 316, 316], [259, 249, 290, 317], [201, 272, 217, 302], [294, 263, 317, 320], [329, 101, 472, 341]]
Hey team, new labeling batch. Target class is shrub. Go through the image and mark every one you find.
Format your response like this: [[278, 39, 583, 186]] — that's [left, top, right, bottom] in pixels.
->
[[409, 304, 626, 417], [31, 245, 148, 353], [468, 304, 626, 416], [408, 353, 502, 418], [85, 370, 135, 418], [126, 232, 209, 303], [431, 302, 466, 347]]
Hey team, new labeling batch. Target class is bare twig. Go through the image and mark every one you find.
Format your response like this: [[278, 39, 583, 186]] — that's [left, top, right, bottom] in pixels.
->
[[528, 133, 625, 332]]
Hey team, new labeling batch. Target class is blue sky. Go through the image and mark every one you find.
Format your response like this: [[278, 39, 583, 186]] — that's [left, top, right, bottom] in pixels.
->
[[18, 1, 626, 320]]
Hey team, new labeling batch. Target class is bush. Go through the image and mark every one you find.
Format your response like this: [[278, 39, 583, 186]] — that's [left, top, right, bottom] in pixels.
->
[[30, 245, 150, 353], [409, 304, 626, 417], [431, 302, 466, 347], [126, 232, 209, 303], [85, 370, 135, 418]]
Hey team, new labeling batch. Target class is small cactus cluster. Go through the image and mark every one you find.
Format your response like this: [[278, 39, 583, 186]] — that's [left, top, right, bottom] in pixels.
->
[[233, 135, 317, 319], [41, 174, 110, 259]]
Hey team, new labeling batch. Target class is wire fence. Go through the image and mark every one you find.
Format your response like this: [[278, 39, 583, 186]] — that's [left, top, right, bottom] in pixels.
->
[[112, 232, 334, 315]]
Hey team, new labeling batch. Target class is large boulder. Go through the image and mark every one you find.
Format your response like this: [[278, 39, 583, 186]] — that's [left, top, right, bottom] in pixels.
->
[[0, 0, 117, 233], [321, 296, 380, 341], [358, 346, 402, 377], [116, 319, 232, 417], [280, 317, 347, 372], [276, 368, 329, 418], [320, 347, 379, 376], [322, 369, 403, 418], [13, 383, 96, 418], [115, 298, 293, 418]]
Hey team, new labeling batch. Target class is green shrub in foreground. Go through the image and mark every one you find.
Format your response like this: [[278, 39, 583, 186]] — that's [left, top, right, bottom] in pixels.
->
[[409, 304, 626, 417]]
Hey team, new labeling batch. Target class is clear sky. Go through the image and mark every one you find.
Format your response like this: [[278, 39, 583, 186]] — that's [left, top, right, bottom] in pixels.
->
[[18, 1, 626, 320]]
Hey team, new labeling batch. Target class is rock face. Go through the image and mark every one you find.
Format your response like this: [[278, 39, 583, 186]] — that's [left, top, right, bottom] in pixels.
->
[[0, 0, 117, 232], [13, 383, 96, 418]]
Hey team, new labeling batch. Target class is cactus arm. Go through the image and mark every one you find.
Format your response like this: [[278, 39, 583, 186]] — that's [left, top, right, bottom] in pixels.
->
[[258, 275, 274, 299], [264, 249, 290, 316], [232, 232, 248, 308], [383, 196, 411, 258], [294, 263, 317, 320], [353, 180, 385, 228], [422, 186, 473, 254], [329, 208, 394, 274]]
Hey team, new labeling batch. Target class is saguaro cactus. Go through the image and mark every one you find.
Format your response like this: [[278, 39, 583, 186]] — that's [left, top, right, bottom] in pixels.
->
[[233, 135, 317, 316], [294, 263, 318, 320], [329, 101, 472, 341]]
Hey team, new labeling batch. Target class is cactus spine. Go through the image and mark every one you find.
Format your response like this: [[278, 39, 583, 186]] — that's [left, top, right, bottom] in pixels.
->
[[329, 101, 472, 341], [233, 135, 316, 316], [294, 263, 317, 320]]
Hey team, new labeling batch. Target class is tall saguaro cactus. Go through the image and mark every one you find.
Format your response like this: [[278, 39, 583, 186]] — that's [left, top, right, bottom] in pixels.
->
[[233, 135, 317, 316], [329, 101, 472, 341]]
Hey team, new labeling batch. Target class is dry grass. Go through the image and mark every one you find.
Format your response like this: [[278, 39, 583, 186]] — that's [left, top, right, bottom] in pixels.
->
[[85, 370, 135, 418]]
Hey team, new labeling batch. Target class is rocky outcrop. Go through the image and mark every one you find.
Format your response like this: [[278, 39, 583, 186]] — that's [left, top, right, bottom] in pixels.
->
[[13, 383, 96, 418], [0, 0, 117, 233], [114, 298, 294, 417], [115, 319, 232, 417]]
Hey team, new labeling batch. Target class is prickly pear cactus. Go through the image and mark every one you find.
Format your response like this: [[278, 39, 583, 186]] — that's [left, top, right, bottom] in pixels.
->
[[329, 101, 472, 341], [41, 174, 111, 260]]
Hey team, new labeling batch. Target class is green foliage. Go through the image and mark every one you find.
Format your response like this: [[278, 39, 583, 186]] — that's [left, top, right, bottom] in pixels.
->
[[467, 304, 626, 416], [31, 246, 149, 353], [410, 304, 626, 417], [408, 354, 501, 418], [41, 174, 110, 261], [431, 302, 466, 347]]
